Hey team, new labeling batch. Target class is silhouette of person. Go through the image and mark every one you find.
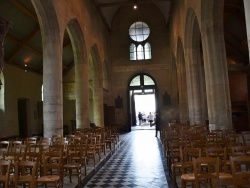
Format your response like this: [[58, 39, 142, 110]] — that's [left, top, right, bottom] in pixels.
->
[[155, 113, 161, 137]]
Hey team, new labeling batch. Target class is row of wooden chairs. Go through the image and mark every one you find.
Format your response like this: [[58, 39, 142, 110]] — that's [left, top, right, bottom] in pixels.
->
[[161, 124, 250, 187], [183, 155, 250, 187], [0, 126, 120, 187]]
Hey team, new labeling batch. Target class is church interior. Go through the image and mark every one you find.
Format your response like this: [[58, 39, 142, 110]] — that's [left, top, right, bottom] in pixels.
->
[[0, 0, 250, 187], [0, 0, 249, 138]]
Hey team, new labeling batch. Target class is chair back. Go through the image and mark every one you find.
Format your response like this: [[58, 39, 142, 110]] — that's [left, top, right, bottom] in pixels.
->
[[230, 155, 250, 179], [0, 159, 12, 188], [192, 157, 219, 187]]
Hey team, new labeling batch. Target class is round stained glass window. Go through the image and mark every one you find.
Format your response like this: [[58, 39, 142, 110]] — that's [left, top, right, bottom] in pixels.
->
[[129, 21, 150, 42]]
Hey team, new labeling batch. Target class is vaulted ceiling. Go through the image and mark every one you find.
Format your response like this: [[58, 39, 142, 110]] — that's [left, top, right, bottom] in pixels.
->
[[0, 0, 248, 75]]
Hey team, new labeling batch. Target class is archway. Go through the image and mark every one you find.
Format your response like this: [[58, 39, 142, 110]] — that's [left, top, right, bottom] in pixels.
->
[[127, 73, 158, 131], [185, 8, 208, 125], [177, 38, 189, 123], [88, 45, 104, 127]]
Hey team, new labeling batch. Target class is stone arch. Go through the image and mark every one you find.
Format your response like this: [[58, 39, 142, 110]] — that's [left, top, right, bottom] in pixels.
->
[[66, 19, 89, 129], [32, 0, 63, 137], [89, 45, 104, 127], [201, 0, 232, 130], [185, 8, 208, 125], [177, 37, 189, 123]]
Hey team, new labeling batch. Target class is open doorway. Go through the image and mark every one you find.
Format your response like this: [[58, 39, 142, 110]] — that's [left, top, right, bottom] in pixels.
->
[[127, 73, 158, 131], [134, 94, 155, 125]]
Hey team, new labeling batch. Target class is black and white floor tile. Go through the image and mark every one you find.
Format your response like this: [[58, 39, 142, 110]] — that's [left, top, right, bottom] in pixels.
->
[[82, 129, 170, 188]]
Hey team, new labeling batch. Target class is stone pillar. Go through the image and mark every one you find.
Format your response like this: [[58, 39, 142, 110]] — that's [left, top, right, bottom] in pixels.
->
[[186, 50, 203, 125], [75, 61, 89, 129], [178, 62, 189, 124], [92, 71, 104, 127], [201, 20, 232, 130], [243, 0, 250, 62], [43, 40, 63, 137]]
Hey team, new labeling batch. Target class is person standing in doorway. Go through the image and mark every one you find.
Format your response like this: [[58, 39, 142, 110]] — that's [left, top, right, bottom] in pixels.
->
[[148, 112, 154, 127], [138, 112, 142, 125], [155, 113, 161, 137]]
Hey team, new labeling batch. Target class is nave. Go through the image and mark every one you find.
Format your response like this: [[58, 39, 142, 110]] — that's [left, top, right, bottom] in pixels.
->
[[81, 126, 170, 188]]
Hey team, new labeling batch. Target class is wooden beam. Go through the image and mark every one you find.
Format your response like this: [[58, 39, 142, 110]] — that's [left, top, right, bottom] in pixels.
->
[[224, 31, 248, 52], [10, 0, 37, 22], [7, 24, 41, 64], [224, 3, 243, 10], [6, 33, 42, 54], [225, 42, 248, 64]]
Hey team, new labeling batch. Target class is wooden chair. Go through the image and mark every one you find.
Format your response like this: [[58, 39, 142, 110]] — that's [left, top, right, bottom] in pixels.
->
[[192, 157, 219, 188], [180, 148, 201, 188], [231, 145, 250, 156], [2, 152, 25, 163], [212, 177, 250, 187], [191, 139, 207, 156], [39, 137, 51, 145], [26, 137, 37, 143], [51, 135, 62, 143], [206, 146, 231, 172], [10, 141, 22, 152], [0, 159, 13, 188], [242, 132, 250, 146], [62, 144, 85, 187], [230, 155, 250, 179], [0, 141, 11, 154], [25, 150, 42, 177], [86, 137, 98, 167], [12, 144, 27, 154], [36, 151, 62, 188], [14, 160, 38, 188], [93, 134, 102, 161]]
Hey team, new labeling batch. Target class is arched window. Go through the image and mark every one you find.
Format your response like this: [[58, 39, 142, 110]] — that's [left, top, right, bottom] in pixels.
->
[[144, 42, 152, 60], [137, 45, 144, 60], [130, 43, 136, 60], [129, 21, 152, 61]]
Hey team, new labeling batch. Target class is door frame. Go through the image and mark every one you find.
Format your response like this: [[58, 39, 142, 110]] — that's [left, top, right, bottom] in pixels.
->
[[127, 73, 159, 131]]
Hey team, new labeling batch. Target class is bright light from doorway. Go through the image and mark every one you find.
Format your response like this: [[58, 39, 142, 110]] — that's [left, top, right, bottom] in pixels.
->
[[135, 94, 155, 121]]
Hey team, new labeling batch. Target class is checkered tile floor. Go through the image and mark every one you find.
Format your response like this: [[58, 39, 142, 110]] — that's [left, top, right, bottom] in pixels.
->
[[83, 129, 170, 188]]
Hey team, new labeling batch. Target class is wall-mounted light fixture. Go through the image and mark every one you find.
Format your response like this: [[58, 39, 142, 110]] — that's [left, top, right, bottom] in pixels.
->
[[133, 4, 137, 9]]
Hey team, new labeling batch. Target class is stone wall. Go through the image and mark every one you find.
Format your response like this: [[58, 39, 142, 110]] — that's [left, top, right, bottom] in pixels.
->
[[110, 3, 176, 130]]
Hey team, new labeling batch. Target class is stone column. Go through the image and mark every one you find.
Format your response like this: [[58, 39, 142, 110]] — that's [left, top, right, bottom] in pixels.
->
[[75, 61, 89, 129], [201, 20, 232, 130], [43, 40, 63, 137], [243, 0, 250, 62], [186, 50, 203, 125], [178, 62, 189, 124], [92, 70, 104, 127]]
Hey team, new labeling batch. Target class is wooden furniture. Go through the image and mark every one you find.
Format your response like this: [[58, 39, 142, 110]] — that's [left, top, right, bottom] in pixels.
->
[[0, 159, 13, 188], [36, 151, 62, 188], [62, 144, 84, 187], [14, 160, 38, 188]]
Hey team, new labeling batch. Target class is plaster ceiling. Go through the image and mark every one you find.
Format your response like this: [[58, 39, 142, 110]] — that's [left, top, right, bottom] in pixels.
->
[[0, 0, 248, 75]]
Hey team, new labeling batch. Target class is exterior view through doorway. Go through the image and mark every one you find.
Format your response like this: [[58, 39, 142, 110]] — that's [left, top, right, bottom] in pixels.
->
[[127, 73, 159, 131]]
